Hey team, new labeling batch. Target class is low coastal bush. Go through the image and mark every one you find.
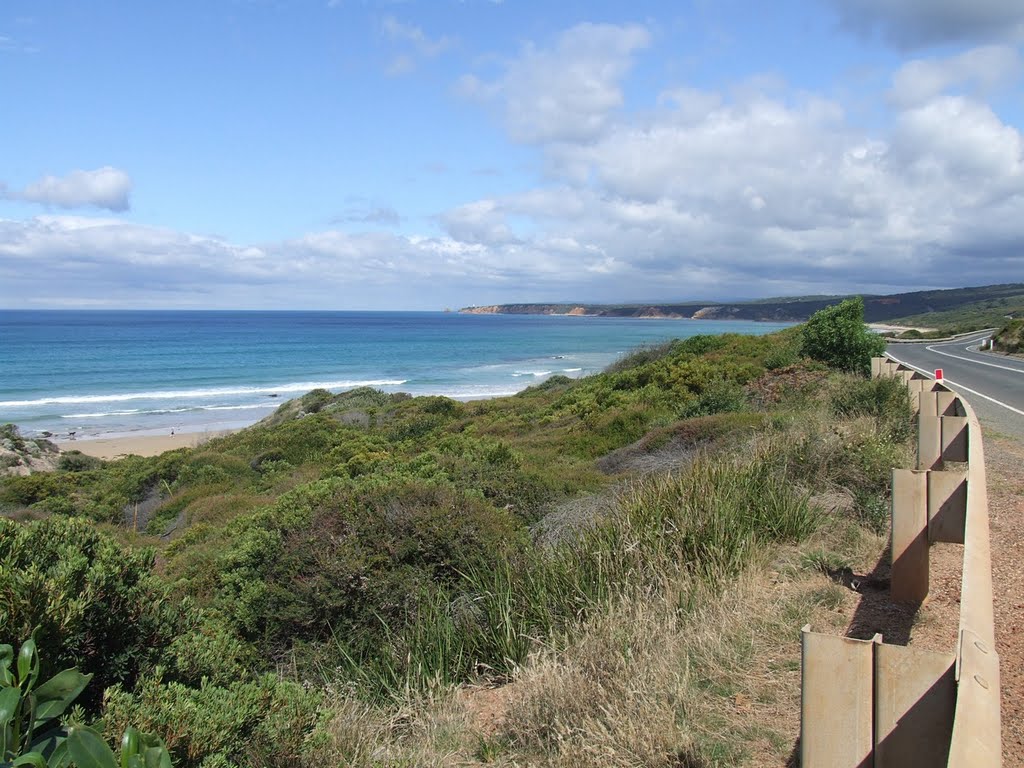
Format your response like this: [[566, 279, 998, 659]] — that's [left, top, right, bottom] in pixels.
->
[[0, 635, 175, 768], [0, 516, 178, 708], [210, 476, 524, 675], [993, 317, 1023, 353], [103, 672, 321, 768]]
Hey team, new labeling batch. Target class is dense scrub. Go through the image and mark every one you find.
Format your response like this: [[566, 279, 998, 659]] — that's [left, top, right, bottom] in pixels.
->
[[0, 305, 914, 766], [993, 317, 1023, 353], [887, 292, 1024, 334]]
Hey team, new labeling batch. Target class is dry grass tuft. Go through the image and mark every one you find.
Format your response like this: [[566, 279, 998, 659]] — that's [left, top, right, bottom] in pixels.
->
[[492, 554, 856, 767], [305, 518, 884, 768], [304, 686, 472, 767]]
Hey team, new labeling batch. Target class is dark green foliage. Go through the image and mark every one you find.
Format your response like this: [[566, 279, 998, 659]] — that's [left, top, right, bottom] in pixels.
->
[[0, 635, 92, 763], [0, 424, 26, 450], [802, 297, 886, 374], [0, 635, 173, 768], [103, 673, 318, 768], [211, 476, 523, 670], [887, 289, 1024, 333], [0, 517, 176, 709], [603, 341, 678, 373], [56, 451, 105, 473], [679, 380, 746, 418], [0, 473, 76, 507]]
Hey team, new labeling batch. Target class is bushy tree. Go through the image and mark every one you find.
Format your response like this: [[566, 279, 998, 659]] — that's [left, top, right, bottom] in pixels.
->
[[801, 297, 885, 374]]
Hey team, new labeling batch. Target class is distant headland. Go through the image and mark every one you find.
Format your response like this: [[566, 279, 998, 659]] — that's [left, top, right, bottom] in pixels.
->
[[459, 283, 1024, 325]]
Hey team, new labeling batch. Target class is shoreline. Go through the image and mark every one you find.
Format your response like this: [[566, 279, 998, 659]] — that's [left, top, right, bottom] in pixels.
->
[[867, 322, 936, 333], [57, 429, 237, 460]]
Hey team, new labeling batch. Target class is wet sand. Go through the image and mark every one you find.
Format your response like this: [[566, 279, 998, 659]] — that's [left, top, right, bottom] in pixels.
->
[[56, 430, 236, 460]]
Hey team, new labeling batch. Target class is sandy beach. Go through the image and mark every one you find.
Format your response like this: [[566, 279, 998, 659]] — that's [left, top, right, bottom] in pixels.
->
[[56, 430, 236, 460], [867, 322, 936, 333]]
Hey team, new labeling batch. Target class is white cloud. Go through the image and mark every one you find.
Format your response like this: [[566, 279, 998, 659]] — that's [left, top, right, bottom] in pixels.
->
[[381, 15, 453, 75], [460, 22, 650, 143], [439, 199, 519, 245], [0, 215, 608, 309], [334, 201, 402, 226], [889, 45, 1022, 107], [829, 0, 1024, 48], [446, 34, 1024, 298], [5, 167, 132, 211], [889, 96, 1024, 181]]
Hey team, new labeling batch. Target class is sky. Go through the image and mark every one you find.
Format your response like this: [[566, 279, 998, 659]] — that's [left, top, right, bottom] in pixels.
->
[[1, 0, 1023, 310]]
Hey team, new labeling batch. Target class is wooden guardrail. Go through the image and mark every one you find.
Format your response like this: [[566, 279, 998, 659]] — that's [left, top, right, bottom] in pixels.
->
[[799, 357, 1001, 767]]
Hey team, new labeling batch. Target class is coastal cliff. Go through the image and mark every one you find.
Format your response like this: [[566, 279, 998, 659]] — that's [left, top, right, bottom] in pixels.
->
[[460, 301, 818, 321], [459, 283, 1024, 324]]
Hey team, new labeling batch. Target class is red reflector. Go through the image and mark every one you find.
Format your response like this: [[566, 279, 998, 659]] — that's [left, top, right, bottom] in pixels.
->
[[935, 369, 943, 380]]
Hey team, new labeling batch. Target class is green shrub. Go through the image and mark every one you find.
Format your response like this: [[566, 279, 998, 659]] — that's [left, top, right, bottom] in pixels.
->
[[679, 380, 747, 418], [604, 341, 678, 374], [0, 635, 174, 768], [802, 298, 885, 374], [161, 611, 255, 688], [993, 317, 1023, 353], [57, 450, 105, 472], [103, 673, 321, 768], [0, 517, 177, 709], [0, 472, 74, 506], [211, 477, 523, 672]]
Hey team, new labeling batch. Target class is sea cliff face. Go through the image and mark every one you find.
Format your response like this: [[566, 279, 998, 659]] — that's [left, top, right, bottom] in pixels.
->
[[460, 303, 714, 319], [461, 304, 600, 316], [458, 283, 1024, 324]]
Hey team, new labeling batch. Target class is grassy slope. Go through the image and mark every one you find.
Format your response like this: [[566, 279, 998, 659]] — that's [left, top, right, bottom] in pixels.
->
[[0, 329, 914, 767]]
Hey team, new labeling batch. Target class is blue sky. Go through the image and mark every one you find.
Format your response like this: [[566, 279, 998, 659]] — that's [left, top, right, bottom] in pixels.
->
[[1, 0, 1023, 309]]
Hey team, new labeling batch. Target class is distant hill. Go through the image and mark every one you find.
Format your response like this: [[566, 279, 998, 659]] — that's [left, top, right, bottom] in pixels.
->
[[460, 283, 1024, 327]]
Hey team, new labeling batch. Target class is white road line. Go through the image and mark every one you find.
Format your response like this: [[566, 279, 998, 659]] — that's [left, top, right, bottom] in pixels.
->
[[885, 353, 1024, 417], [923, 343, 1024, 374]]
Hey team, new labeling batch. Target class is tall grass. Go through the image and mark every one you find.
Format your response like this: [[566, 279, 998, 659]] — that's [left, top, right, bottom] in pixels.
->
[[353, 446, 818, 699]]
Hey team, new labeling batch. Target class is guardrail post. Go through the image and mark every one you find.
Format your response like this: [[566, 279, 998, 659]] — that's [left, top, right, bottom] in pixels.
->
[[948, 629, 1002, 766], [935, 390, 958, 416], [801, 627, 879, 767], [874, 644, 956, 767], [891, 469, 929, 602], [917, 392, 941, 470], [927, 470, 967, 544], [804, 369, 1002, 765], [940, 416, 968, 463]]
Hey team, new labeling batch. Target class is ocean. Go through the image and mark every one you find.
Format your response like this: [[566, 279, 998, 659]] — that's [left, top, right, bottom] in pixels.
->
[[0, 311, 793, 440]]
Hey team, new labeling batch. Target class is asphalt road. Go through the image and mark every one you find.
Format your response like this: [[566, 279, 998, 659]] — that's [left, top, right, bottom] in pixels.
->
[[886, 331, 1024, 441]]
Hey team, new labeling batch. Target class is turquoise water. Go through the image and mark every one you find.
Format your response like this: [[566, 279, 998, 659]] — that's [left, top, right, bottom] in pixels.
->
[[0, 311, 792, 439]]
